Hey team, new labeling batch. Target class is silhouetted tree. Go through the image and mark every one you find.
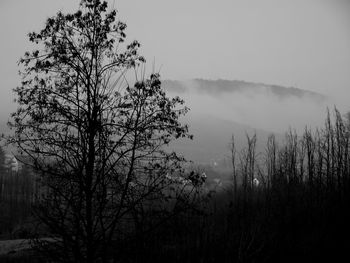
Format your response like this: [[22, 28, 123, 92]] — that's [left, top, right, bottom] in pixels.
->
[[0, 145, 5, 198], [230, 135, 237, 198], [7, 1, 193, 262]]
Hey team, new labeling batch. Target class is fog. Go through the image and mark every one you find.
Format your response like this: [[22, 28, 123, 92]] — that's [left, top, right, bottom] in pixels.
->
[[0, 0, 349, 131], [166, 80, 334, 133]]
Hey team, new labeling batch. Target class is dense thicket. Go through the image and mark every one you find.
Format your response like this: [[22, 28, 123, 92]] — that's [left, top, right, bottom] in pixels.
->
[[114, 108, 350, 263], [0, 150, 37, 239]]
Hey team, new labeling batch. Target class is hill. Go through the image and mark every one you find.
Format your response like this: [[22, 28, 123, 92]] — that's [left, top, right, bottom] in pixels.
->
[[163, 79, 326, 101], [162, 78, 329, 135]]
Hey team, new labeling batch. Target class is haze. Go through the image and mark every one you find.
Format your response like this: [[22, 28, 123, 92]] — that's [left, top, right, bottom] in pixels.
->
[[0, 0, 349, 131], [164, 80, 330, 133]]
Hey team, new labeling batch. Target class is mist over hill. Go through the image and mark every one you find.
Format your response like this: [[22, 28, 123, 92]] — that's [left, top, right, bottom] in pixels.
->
[[163, 79, 330, 134], [163, 79, 326, 101], [162, 79, 330, 165]]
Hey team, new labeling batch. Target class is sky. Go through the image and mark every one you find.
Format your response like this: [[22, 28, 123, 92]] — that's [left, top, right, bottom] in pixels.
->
[[0, 0, 349, 125]]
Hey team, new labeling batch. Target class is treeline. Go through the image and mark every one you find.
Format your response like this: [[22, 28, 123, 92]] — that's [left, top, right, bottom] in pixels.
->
[[0, 152, 38, 239], [1, 108, 350, 263], [232, 107, 350, 198], [116, 108, 350, 263]]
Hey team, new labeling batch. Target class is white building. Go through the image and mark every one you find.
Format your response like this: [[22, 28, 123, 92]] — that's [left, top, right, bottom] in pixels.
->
[[3, 153, 20, 173]]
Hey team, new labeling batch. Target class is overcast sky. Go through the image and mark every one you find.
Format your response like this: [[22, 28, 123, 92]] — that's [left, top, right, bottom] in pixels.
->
[[0, 0, 349, 120]]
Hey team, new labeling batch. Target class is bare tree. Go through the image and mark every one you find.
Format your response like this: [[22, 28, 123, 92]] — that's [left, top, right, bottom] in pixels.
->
[[266, 134, 277, 189], [7, 1, 195, 262], [230, 135, 237, 198]]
